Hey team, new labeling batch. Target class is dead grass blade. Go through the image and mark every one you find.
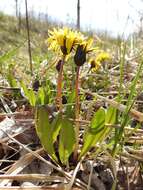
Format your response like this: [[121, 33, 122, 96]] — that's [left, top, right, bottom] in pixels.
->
[[0, 187, 82, 190], [66, 160, 82, 190], [0, 174, 64, 182], [0, 148, 43, 186], [81, 89, 143, 122], [0, 129, 89, 190]]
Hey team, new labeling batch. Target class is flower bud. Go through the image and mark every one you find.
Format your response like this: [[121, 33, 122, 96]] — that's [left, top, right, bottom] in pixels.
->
[[56, 60, 63, 72], [74, 45, 86, 66]]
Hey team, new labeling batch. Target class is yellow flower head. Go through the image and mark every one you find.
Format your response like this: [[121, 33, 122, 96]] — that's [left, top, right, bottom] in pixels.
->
[[81, 38, 97, 53], [89, 52, 111, 72], [47, 27, 84, 55], [95, 52, 111, 64], [89, 58, 101, 72]]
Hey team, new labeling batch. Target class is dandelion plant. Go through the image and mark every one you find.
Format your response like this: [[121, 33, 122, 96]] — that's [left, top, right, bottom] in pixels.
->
[[48, 27, 84, 112]]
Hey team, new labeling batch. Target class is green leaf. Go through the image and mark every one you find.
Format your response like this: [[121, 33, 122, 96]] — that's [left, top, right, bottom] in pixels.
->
[[7, 71, 17, 88], [35, 106, 59, 162], [43, 87, 50, 104], [59, 118, 75, 165], [79, 108, 105, 159], [106, 106, 117, 124], [21, 82, 36, 106], [0, 45, 21, 64], [113, 59, 143, 156], [66, 89, 76, 117], [37, 87, 45, 105], [37, 87, 50, 105], [28, 89, 36, 106], [51, 113, 62, 142], [21, 82, 30, 99]]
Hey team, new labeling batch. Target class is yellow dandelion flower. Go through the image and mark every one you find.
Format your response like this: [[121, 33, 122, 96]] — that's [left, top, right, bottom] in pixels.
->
[[80, 38, 98, 53], [89, 52, 111, 72], [89, 58, 101, 72], [95, 52, 111, 63], [47, 27, 83, 55]]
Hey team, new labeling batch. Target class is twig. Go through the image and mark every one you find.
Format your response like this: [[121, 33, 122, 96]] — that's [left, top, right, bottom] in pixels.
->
[[126, 165, 130, 190], [66, 160, 82, 190], [0, 187, 82, 190], [121, 151, 143, 162], [0, 86, 20, 91], [25, 0, 33, 75], [0, 174, 64, 182], [1, 186, 72, 190], [77, 0, 80, 30], [0, 111, 32, 117], [87, 161, 94, 190]]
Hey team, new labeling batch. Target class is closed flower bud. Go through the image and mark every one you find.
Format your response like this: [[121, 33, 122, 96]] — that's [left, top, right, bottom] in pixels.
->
[[32, 80, 40, 91], [74, 45, 86, 66], [56, 59, 63, 72], [62, 95, 67, 104]]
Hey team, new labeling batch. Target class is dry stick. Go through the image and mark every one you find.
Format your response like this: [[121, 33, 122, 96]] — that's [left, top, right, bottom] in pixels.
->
[[15, 0, 18, 17], [0, 160, 15, 163], [0, 185, 69, 189], [126, 147, 143, 155], [81, 89, 143, 122], [77, 0, 80, 30], [129, 136, 143, 140], [74, 66, 80, 161], [87, 161, 94, 190], [126, 140, 143, 144], [126, 165, 130, 190], [87, 152, 102, 190], [121, 151, 143, 162], [66, 160, 82, 190], [0, 86, 20, 90], [0, 111, 31, 117], [0, 129, 88, 190], [0, 174, 64, 182], [130, 165, 140, 185], [25, 0, 33, 76], [0, 165, 13, 173]]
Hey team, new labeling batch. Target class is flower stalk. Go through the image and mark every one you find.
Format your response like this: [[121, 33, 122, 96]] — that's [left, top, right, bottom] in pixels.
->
[[74, 66, 80, 161], [56, 55, 65, 113]]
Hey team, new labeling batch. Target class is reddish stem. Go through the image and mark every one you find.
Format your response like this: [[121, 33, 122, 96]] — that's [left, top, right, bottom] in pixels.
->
[[56, 56, 65, 113], [74, 66, 80, 161]]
